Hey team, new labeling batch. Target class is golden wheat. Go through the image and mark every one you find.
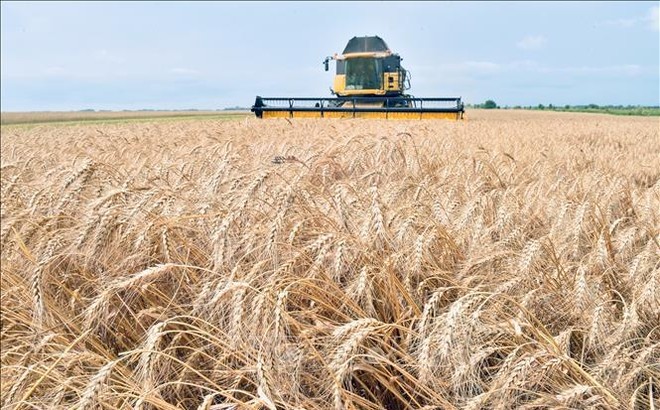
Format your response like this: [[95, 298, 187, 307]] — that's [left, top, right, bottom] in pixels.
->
[[1, 110, 659, 409]]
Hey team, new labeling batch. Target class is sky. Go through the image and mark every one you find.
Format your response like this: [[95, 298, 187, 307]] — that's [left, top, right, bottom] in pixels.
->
[[1, 1, 659, 111]]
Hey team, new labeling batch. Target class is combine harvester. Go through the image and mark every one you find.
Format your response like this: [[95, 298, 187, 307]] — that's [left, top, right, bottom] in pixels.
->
[[251, 36, 464, 120]]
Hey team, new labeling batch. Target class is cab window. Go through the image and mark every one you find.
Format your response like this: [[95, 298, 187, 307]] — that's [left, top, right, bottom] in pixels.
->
[[345, 58, 382, 90]]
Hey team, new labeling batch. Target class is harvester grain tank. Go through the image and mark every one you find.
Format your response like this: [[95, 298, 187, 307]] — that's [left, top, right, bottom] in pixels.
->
[[252, 36, 464, 120]]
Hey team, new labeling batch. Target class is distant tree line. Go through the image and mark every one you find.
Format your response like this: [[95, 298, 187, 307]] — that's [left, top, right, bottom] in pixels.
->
[[465, 100, 659, 116]]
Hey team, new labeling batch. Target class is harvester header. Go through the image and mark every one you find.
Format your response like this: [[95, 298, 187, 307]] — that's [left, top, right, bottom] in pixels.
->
[[252, 36, 465, 120]]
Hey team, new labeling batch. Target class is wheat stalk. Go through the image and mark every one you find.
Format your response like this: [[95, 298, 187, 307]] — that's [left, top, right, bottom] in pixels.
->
[[78, 359, 118, 410]]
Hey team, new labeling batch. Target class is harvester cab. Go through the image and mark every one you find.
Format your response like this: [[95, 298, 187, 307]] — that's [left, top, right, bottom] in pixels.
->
[[326, 36, 409, 97], [252, 36, 464, 120]]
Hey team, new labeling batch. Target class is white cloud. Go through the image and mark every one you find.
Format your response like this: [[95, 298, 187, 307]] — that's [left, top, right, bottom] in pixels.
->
[[93, 49, 124, 64], [455, 61, 501, 75], [600, 17, 638, 28], [648, 6, 659, 31], [544, 64, 644, 77], [43, 66, 66, 75], [599, 6, 659, 31], [516, 35, 547, 51], [170, 67, 199, 75], [409, 61, 504, 79], [421, 59, 649, 79]]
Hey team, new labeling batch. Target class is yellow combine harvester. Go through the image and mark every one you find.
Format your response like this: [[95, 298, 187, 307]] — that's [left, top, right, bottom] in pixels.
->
[[252, 36, 464, 120]]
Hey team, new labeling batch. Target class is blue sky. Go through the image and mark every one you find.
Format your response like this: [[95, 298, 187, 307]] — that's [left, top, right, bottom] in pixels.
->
[[1, 1, 658, 111]]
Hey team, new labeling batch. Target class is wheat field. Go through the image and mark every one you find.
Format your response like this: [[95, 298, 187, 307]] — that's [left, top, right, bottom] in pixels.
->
[[1, 110, 658, 409]]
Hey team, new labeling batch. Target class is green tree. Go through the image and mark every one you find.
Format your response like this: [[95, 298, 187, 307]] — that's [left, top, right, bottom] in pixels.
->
[[483, 100, 497, 109]]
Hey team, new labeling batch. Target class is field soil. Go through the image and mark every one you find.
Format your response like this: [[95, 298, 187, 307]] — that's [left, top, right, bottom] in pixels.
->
[[2, 110, 659, 409]]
